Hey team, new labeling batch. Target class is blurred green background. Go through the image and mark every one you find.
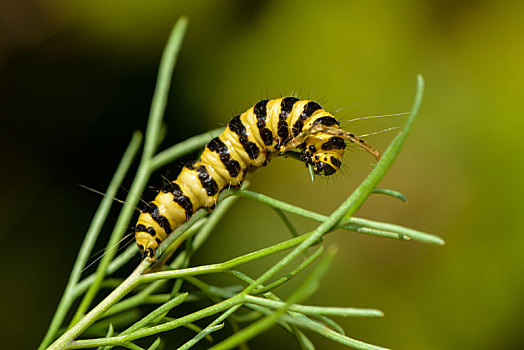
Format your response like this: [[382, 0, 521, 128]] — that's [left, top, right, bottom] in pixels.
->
[[1, 1, 523, 349]]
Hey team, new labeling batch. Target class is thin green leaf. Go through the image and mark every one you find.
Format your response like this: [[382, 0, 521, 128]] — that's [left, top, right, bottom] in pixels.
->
[[100, 294, 187, 350], [273, 207, 300, 238], [143, 16, 188, 159], [315, 315, 345, 335], [281, 313, 388, 350], [85, 310, 141, 337], [234, 189, 441, 243], [177, 307, 238, 350], [148, 338, 162, 350], [243, 296, 383, 318], [251, 247, 323, 295], [293, 326, 316, 350], [181, 323, 215, 343], [139, 234, 312, 284], [122, 293, 188, 335], [150, 127, 223, 170], [246, 304, 318, 349], [74, 245, 139, 297], [97, 324, 114, 350], [342, 217, 444, 245], [121, 342, 145, 350], [308, 163, 315, 182], [372, 188, 408, 203]]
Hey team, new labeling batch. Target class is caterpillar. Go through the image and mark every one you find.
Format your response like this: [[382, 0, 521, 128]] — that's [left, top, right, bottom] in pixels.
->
[[135, 97, 381, 260]]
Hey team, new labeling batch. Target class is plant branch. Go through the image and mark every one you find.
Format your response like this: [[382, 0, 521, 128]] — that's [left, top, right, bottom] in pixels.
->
[[38, 132, 142, 350], [68, 17, 189, 326], [48, 260, 151, 350], [243, 296, 383, 318], [235, 189, 443, 245]]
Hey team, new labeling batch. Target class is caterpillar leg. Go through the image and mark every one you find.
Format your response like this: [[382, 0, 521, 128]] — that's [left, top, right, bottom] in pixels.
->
[[281, 124, 381, 161], [278, 124, 323, 153], [315, 126, 381, 161]]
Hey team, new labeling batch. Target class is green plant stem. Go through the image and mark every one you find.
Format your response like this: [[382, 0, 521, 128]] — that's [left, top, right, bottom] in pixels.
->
[[120, 342, 145, 350], [74, 226, 182, 299], [106, 196, 238, 318], [235, 189, 402, 239], [273, 207, 300, 238], [103, 283, 161, 318], [139, 234, 312, 284], [315, 314, 345, 334], [240, 304, 316, 349], [103, 323, 114, 338], [286, 313, 389, 350], [372, 188, 408, 202], [291, 327, 315, 350], [100, 293, 188, 350], [68, 249, 336, 349], [181, 323, 213, 341], [49, 194, 240, 348], [342, 75, 424, 221], [250, 247, 323, 295], [85, 310, 141, 337], [227, 263, 348, 343], [68, 297, 243, 348], [236, 189, 443, 244], [342, 217, 443, 245], [70, 163, 150, 326], [143, 17, 187, 160], [38, 132, 142, 350], [177, 306, 239, 350], [188, 268, 382, 349], [61, 242, 330, 348], [147, 338, 162, 350], [126, 293, 187, 335], [69, 18, 189, 326], [149, 127, 223, 170], [243, 296, 383, 317], [67, 75, 220, 329], [122, 196, 240, 321], [74, 245, 138, 297], [48, 260, 151, 350]]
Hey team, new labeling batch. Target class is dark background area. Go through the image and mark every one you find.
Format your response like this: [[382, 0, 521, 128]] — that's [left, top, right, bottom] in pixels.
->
[[1, 1, 523, 349]]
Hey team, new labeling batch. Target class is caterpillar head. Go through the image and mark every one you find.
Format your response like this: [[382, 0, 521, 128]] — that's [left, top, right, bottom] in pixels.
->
[[302, 134, 346, 176]]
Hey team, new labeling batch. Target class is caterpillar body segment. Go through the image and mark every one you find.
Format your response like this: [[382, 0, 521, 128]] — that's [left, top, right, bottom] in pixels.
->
[[135, 97, 380, 260]]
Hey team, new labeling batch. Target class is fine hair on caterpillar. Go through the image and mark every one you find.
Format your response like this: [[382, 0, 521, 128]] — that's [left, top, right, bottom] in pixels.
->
[[135, 97, 381, 261], [81, 232, 136, 273], [77, 184, 147, 271]]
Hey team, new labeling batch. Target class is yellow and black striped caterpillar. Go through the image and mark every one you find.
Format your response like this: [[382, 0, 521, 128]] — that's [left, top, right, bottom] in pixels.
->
[[135, 97, 381, 260]]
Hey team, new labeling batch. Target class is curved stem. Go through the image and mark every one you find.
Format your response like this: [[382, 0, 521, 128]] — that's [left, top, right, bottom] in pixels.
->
[[139, 234, 311, 284], [38, 132, 142, 350], [68, 297, 244, 348], [68, 18, 189, 326], [143, 17, 187, 160], [47, 260, 151, 350]]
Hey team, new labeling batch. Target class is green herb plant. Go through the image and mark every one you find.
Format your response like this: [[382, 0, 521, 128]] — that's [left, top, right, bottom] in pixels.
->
[[39, 17, 443, 350]]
